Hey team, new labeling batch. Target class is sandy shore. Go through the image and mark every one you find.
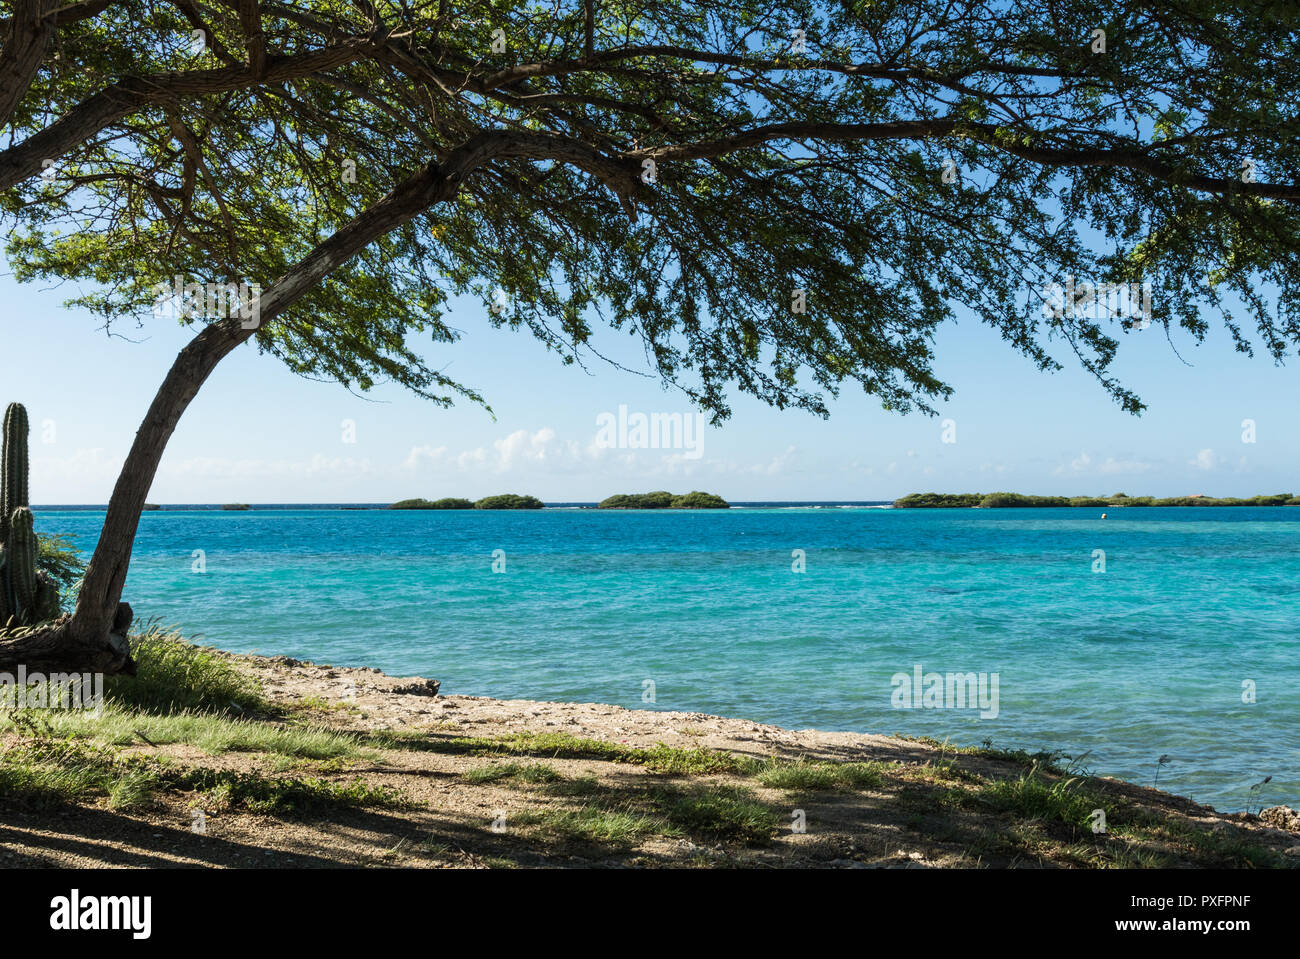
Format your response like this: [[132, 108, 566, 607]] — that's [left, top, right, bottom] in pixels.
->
[[245, 652, 963, 764]]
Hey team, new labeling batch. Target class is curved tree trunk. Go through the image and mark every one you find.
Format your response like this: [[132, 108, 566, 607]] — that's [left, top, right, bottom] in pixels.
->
[[71, 320, 253, 641], [0, 319, 251, 675]]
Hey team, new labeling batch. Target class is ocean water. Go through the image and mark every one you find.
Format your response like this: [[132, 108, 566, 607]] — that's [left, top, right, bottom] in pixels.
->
[[36, 504, 1300, 811]]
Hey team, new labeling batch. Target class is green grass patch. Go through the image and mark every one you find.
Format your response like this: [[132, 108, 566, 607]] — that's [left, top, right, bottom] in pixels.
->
[[1115, 813, 1290, 869], [0, 630, 363, 763], [977, 772, 1105, 829], [176, 768, 405, 815], [756, 758, 886, 791], [515, 805, 667, 844], [895, 735, 1064, 773], [1, 704, 364, 760], [657, 785, 778, 844], [545, 775, 605, 797], [512, 778, 779, 848], [0, 728, 400, 815], [105, 623, 268, 715], [0, 738, 159, 809], [463, 761, 563, 785], [368, 730, 761, 775]]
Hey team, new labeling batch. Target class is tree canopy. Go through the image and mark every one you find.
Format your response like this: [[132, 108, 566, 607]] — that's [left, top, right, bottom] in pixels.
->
[[3, 0, 1298, 422]]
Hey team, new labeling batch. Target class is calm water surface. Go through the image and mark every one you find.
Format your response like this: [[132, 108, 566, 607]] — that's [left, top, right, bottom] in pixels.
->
[[37, 505, 1300, 810]]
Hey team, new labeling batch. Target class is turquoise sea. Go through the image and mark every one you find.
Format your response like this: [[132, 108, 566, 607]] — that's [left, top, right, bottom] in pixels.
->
[[36, 504, 1300, 811]]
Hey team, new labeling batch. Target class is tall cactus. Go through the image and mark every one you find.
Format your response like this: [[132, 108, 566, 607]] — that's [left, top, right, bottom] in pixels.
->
[[0, 403, 43, 626], [1, 402, 28, 545], [7, 507, 37, 621]]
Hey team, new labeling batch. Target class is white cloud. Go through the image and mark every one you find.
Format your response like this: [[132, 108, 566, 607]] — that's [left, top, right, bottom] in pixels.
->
[[1096, 456, 1152, 475], [1055, 451, 1152, 476], [754, 445, 796, 476], [492, 427, 579, 470], [32, 447, 123, 487], [402, 444, 447, 469], [1190, 448, 1219, 471], [161, 454, 374, 478], [403, 426, 725, 479], [455, 447, 489, 470]]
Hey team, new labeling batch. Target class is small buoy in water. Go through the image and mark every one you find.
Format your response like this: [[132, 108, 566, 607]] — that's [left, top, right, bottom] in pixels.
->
[[1101, 513, 1107, 519]]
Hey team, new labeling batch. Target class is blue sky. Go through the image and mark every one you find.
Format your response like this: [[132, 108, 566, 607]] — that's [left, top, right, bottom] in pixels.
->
[[0, 270, 1294, 504]]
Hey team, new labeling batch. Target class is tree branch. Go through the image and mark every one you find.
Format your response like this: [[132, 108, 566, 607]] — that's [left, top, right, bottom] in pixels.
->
[[0, 0, 56, 129], [0, 39, 376, 192], [583, 0, 594, 62], [630, 120, 1300, 202], [172, 0, 239, 67], [0, 0, 113, 32], [238, 0, 265, 77]]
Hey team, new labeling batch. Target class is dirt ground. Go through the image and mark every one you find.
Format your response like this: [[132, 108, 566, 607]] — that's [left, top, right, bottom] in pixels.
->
[[3, 652, 1298, 869]]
